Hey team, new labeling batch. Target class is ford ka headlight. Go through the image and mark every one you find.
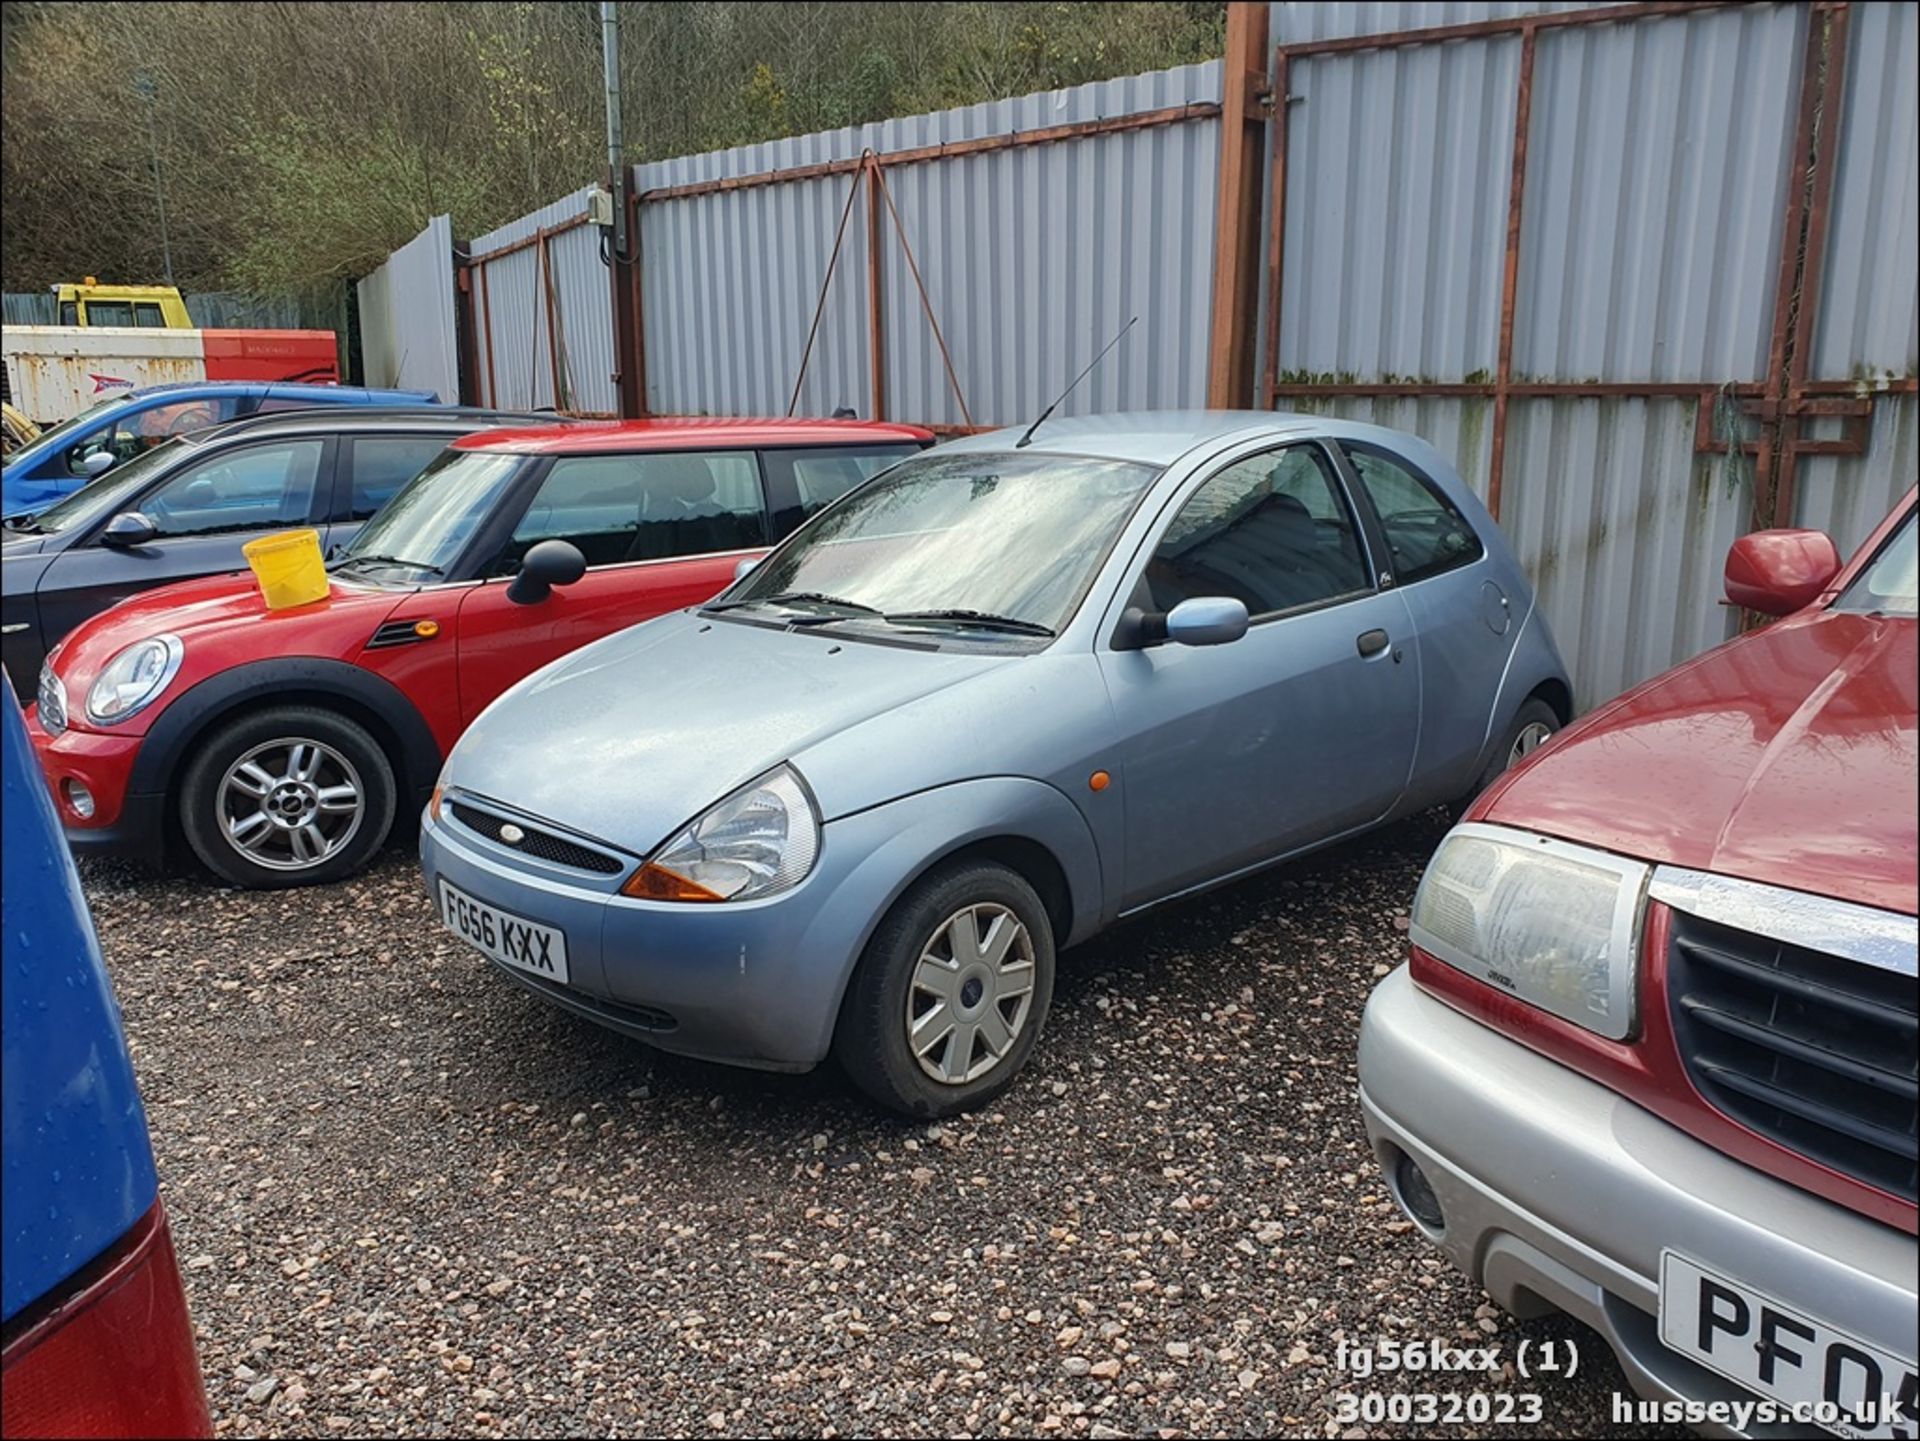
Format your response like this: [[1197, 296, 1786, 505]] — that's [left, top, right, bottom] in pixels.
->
[[85, 634, 183, 725], [622, 764, 820, 902], [1410, 822, 1649, 1039]]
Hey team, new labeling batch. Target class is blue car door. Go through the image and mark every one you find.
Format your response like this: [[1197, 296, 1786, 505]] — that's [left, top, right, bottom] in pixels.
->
[[1097, 439, 1422, 912]]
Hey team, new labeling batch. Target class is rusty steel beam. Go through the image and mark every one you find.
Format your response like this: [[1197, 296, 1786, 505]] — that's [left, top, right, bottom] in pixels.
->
[[1270, 380, 1770, 399], [477, 263, 498, 409], [1487, 25, 1539, 523], [1280, 0, 1757, 60], [623, 186, 649, 417], [1774, 2, 1852, 531], [1208, 3, 1273, 408], [870, 162, 974, 427], [537, 231, 563, 410], [866, 160, 886, 421], [466, 213, 592, 268], [1259, 49, 1293, 411], [785, 157, 868, 417], [638, 103, 1221, 204], [1800, 376, 1918, 396]]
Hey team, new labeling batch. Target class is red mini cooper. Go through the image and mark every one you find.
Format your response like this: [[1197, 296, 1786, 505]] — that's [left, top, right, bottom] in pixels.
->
[[26, 418, 928, 888]]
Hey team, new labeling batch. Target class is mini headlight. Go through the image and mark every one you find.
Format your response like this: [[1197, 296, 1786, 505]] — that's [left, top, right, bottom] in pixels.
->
[[85, 634, 184, 725], [1409, 822, 1650, 1040], [622, 764, 820, 902]]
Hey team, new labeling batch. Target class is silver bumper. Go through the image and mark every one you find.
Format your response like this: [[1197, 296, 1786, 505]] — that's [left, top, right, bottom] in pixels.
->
[[1358, 966, 1917, 1438]]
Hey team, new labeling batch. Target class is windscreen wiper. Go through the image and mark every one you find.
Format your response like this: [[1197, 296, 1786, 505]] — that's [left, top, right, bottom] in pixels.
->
[[705, 590, 881, 618], [3, 515, 44, 534], [882, 609, 1055, 637], [329, 553, 445, 577]]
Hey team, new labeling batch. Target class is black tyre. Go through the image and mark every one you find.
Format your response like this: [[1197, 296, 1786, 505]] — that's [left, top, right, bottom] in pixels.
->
[[1451, 696, 1561, 818], [835, 859, 1056, 1118], [178, 705, 397, 889]]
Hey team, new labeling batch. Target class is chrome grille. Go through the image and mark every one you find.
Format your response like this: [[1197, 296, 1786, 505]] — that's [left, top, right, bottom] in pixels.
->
[[1668, 909, 1918, 1202]]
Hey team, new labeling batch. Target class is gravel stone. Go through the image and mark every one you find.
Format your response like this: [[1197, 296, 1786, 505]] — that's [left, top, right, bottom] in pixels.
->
[[79, 818, 1683, 1438]]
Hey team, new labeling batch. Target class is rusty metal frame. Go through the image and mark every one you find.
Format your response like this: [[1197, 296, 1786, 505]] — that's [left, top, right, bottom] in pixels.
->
[[1259, 0, 1897, 530], [637, 104, 1220, 205]]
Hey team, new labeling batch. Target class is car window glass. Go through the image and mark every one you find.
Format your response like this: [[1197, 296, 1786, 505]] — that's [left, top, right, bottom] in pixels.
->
[[67, 397, 245, 476], [346, 435, 449, 520], [1342, 444, 1483, 584], [1836, 511, 1917, 618], [133, 302, 167, 328], [1146, 445, 1369, 618], [84, 301, 134, 327], [761, 444, 921, 537], [496, 451, 766, 571], [140, 439, 324, 539], [58, 301, 78, 326]]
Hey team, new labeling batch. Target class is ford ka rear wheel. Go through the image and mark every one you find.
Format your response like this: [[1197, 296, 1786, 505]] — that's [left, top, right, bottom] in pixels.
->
[[836, 860, 1055, 1118], [180, 706, 396, 889], [1450, 696, 1562, 819]]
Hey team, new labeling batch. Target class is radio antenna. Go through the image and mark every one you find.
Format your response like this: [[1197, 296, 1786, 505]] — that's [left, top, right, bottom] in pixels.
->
[[1015, 317, 1138, 448]]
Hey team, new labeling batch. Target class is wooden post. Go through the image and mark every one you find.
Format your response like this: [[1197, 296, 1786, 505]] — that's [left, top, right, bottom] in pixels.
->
[[1207, 2, 1272, 408]]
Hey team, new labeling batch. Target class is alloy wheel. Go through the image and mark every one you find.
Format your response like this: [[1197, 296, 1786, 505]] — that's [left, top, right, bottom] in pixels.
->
[[216, 737, 365, 872]]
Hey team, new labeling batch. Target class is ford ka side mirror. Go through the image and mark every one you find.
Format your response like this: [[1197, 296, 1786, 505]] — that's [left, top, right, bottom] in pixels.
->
[[1114, 596, 1251, 649], [506, 539, 587, 605], [1724, 529, 1842, 616], [99, 511, 157, 548], [78, 449, 116, 479], [733, 556, 759, 584], [1167, 596, 1251, 646]]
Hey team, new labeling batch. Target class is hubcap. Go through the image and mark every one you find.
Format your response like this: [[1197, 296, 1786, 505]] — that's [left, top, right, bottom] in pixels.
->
[[906, 902, 1036, 1086], [216, 737, 364, 871], [1508, 720, 1554, 768]]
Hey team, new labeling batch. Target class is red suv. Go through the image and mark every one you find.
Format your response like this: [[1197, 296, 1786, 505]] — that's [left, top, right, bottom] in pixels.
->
[[1360, 488, 1917, 1431], [26, 418, 928, 888]]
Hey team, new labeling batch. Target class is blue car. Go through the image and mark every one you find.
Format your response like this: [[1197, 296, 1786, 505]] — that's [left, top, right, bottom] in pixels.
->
[[0, 686, 211, 1437], [422, 411, 1572, 1117], [3, 380, 438, 517]]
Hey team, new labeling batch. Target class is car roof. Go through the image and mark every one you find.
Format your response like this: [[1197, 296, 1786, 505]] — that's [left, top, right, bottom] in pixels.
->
[[99, 381, 432, 403], [183, 407, 556, 446], [930, 410, 1331, 468], [455, 416, 935, 455]]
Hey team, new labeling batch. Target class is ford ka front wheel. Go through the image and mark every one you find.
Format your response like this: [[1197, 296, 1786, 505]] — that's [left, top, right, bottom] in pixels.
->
[[835, 859, 1056, 1118], [179, 706, 396, 889]]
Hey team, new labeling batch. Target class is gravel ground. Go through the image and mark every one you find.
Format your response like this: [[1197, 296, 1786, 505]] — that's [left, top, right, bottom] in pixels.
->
[[81, 814, 1683, 1440]]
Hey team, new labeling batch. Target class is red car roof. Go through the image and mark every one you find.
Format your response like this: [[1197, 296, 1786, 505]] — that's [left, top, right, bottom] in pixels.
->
[[454, 416, 933, 455]]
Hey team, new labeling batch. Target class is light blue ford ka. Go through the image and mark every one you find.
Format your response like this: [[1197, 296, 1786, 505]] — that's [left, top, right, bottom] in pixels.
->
[[421, 412, 1571, 1115]]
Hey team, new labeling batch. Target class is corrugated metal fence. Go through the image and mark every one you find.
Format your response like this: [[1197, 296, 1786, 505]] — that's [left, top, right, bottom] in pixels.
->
[[442, 0, 1913, 709], [1260, 0, 1917, 705], [355, 215, 460, 402]]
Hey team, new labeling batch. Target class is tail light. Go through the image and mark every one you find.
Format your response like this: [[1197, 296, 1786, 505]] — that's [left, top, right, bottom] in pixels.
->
[[1, 1202, 212, 1439]]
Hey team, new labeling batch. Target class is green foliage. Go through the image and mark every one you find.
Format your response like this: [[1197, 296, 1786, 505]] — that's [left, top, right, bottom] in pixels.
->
[[1, 1, 1224, 293]]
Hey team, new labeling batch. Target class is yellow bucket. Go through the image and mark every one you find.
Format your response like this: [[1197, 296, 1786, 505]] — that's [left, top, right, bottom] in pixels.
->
[[242, 529, 330, 610]]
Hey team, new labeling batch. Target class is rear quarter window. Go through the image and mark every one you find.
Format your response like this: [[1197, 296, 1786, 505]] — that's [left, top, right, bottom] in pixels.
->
[[761, 443, 923, 538], [1341, 442, 1484, 585]]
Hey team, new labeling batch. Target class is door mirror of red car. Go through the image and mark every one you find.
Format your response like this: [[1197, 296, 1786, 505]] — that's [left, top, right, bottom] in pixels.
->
[[505, 539, 587, 605], [1724, 529, 1843, 616], [99, 511, 157, 548]]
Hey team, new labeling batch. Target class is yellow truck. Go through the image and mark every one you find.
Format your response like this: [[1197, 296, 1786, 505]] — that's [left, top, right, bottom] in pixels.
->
[[51, 278, 192, 329]]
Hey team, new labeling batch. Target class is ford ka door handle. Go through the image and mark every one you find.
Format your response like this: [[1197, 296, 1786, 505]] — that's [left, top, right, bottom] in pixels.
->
[[1356, 628, 1391, 658]]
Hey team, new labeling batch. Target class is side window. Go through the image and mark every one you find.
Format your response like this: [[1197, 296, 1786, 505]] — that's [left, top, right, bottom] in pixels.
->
[[58, 302, 79, 326], [1144, 444, 1370, 618], [66, 398, 246, 476], [138, 440, 325, 539], [133, 302, 167, 328], [83, 300, 134, 327], [496, 451, 767, 572], [1342, 444, 1483, 584], [344, 435, 448, 520], [760, 444, 922, 538]]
